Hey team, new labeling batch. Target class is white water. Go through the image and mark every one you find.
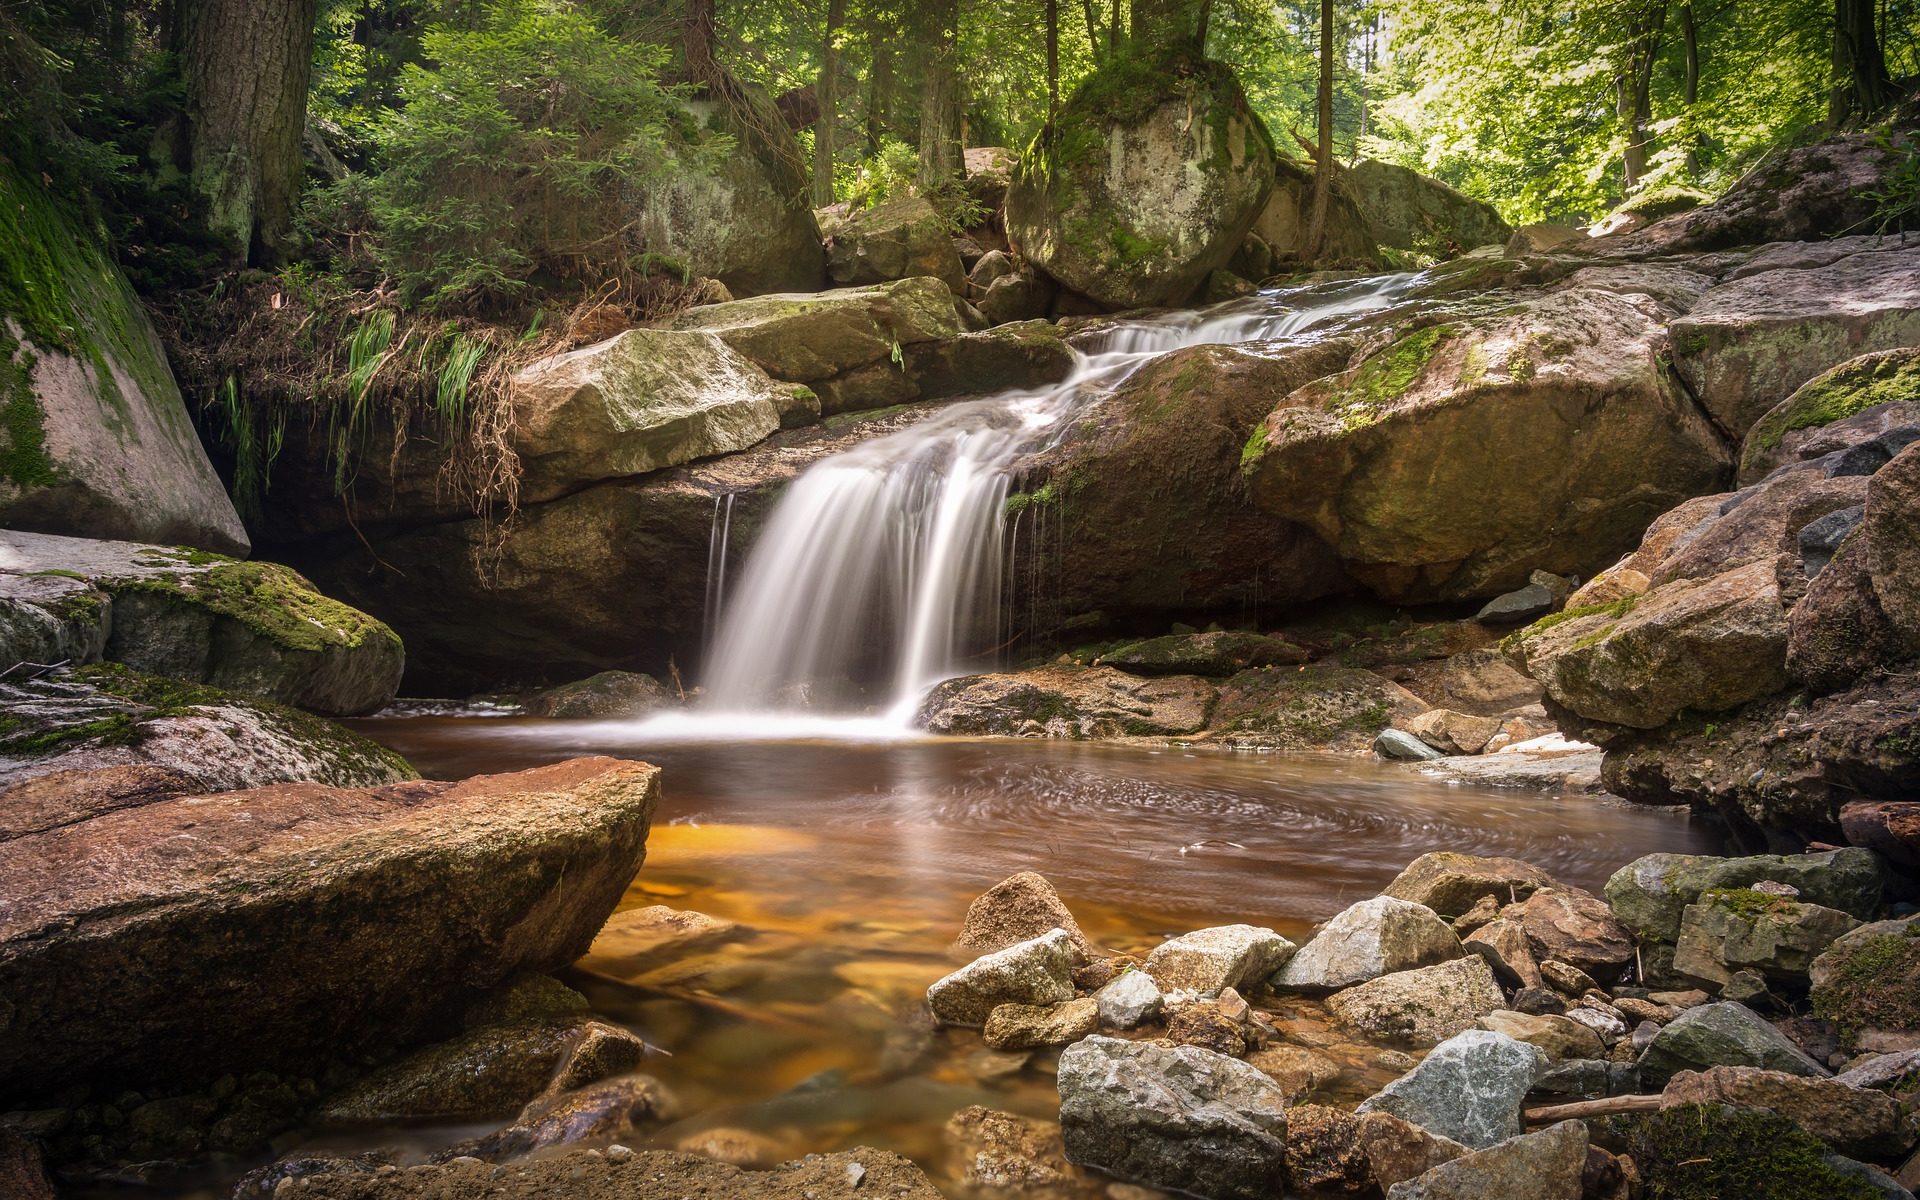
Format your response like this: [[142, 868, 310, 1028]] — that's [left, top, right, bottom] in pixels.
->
[[641, 274, 1419, 737]]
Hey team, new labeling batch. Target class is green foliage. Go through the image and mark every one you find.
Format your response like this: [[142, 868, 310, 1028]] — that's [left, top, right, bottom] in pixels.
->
[[1858, 128, 1920, 233], [352, 0, 701, 308]]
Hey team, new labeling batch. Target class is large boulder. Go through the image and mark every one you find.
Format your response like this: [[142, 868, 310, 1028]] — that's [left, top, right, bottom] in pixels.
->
[[1250, 157, 1379, 265], [1057, 1036, 1291, 1200], [1144, 924, 1296, 996], [1, 529, 402, 716], [1357, 1029, 1546, 1149], [1383, 851, 1557, 918], [1384, 1120, 1587, 1200], [1273, 896, 1463, 994], [1345, 159, 1512, 257], [507, 328, 791, 501], [1326, 955, 1507, 1046], [1737, 347, 1920, 486], [1094, 630, 1310, 677], [1603, 848, 1885, 943], [913, 665, 1216, 739], [1243, 289, 1730, 603], [1788, 441, 1920, 692], [1006, 335, 1357, 633], [1661, 1066, 1917, 1159], [821, 195, 966, 294], [1669, 241, 1920, 440], [1637, 1001, 1831, 1086], [1671, 889, 1862, 989], [635, 95, 826, 297], [954, 871, 1095, 959], [0, 664, 415, 794], [0, 756, 657, 1100], [0, 166, 247, 555], [1007, 50, 1275, 309]]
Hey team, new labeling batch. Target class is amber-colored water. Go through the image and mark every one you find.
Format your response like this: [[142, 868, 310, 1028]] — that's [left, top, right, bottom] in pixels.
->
[[223, 718, 1717, 1197]]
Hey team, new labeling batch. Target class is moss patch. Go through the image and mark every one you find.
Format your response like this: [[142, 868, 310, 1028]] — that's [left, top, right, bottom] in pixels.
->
[[1745, 348, 1920, 453], [1607, 1103, 1882, 1200], [1810, 919, 1920, 1039], [1323, 324, 1455, 430], [113, 559, 402, 655]]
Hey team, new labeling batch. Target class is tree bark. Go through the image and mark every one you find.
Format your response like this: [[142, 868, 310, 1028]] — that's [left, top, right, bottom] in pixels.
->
[[178, 0, 317, 265], [1617, 3, 1665, 191], [685, 0, 721, 88], [1304, 0, 1334, 260], [865, 27, 892, 156], [814, 0, 845, 207], [917, 0, 963, 192], [1831, 0, 1893, 122]]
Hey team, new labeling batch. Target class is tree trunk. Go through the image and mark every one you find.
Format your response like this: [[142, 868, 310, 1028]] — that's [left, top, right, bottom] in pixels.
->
[[1130, 0, 1204, 48], [178, 0, 317, 265], [814, 0, 845, 207], [1680, 1, 1699, 174], [1617, 3, 1665, 191], [1047, 0, 1061, 119], [1081, 0, 1104, 63], [1304, 0, 1334, 260], [1831, 0, 1893, 122], [685, 0, 721, 88], [917, 0, 963, 192], [866, 29, 892, 156]]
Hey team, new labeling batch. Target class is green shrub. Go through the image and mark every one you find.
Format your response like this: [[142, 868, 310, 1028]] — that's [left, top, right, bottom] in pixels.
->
[[353, 0, 709, 309]]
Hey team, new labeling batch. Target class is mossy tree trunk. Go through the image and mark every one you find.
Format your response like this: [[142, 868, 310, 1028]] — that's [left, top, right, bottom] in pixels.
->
[[917, 0, 963, 192], [178, 0, 317, 266]]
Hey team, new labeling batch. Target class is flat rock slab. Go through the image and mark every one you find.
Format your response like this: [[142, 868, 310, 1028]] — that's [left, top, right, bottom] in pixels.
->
[[291, 1147, 943, 1199], [0, 756, 657, 1100]]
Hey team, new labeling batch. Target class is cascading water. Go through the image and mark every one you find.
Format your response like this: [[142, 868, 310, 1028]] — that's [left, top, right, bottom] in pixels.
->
[[651, 273, 1421, 733]]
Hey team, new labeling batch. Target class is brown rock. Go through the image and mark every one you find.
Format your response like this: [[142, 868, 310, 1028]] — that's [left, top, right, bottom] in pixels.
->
[[1840, 801, 1920, 872], [1383, 851, 1558, 917], [0, 762, 195, 840], [982, 997, 1100, 1050], [1478, 1009, 1608, 1062], [1405, 709, 1504, 756], [1165, 1001, 1252, 1057], [441, 1075, 671, 1163], [0, 757, 658, 1101], [1453, 895, 1503, 936], [1284, 1105, 1467, 1196], [955, 871, 1094, 959], [945, 1106, 1077, 1192], [1662, 1065, 1918, 1158], [1520, 891, 1635, 982], [1466, 917, 1545, 989], [0, 1132, 55, 1200], [1245, 1044, 1342, 1100]]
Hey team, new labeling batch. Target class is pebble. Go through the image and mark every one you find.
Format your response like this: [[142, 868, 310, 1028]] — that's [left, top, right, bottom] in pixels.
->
[[606, 1144, 634, 1164]]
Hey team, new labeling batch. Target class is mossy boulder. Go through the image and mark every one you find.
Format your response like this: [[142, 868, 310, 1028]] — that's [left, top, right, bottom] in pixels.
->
[[912, 665, 1217, 739], [1604, 849, 1886, 944], [1006, 49, 1275, 309], [1606, 1103, 1885, 1200], [901, 319, 1076, 398], [1209, 664, 1426, 752], [2, 529, 403, 716], [521, 670, 675, 719], [0, 165, 247, 553], [1671, 889, 1862, 989], [1249, 158, 1379, 266], [0, 569, 111, 668], [634, 95, 826, 297], [1739, 348, 1920, 486], [1344, 159, 1510, 258], [1243, 288, 1729, 604], [1669, 242, 1920, 440], [0, 755, 657, 1102], [1810, 917, 1920, 1052], [0, 663, 416, 795], [821, 195, 966, 294], [1094, 630, 1310, 677]]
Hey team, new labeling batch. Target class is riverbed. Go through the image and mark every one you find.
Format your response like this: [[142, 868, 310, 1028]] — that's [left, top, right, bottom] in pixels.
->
[[296, 719, 1723, 1195]]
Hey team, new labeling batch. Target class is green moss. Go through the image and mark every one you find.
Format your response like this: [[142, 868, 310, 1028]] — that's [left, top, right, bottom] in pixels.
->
[[1608, 1103, 1881, 1200], [1810, 921, 1920, 1038], [1699, 887, 1796, 919], [1005, 481, 1058, 516], [1323, 324, 1455, 430], [1745, 349, 1920, 453], [1673, 329, 1711, 357], [0, 338, 56, 487], [1238, 422, 1269, 476], [114, 560, 402, 655]]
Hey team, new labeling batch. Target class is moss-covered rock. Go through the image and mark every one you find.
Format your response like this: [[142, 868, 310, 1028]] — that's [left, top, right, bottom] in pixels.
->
[[0, 662, 416, 794], [1739, 348, 1920, 486], [1209, 664, 1426, 752], [1094, 630, 1310, 677], [1810, 917, 1920, 1051], [1344, 159, 1510, 258], [912, 665, 1216, 738], [1006, 49, 1276, 309], [1607, 1103, 1884, 1200], [2, 528, 403, 715], [821, 195, 966, 294], [1249, 158, 1379, 266], [1243, 288, 1729, 604], [0, 164, 247, 553], [521, 670, 675, 719]]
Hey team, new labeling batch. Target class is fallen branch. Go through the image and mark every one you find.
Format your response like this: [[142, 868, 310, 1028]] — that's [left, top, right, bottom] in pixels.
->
[[1524, 1094, 1664, 1123]]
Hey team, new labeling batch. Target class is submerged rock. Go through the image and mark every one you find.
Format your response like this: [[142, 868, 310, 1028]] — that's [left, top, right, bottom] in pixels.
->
[[945, 1105, 1077, 1193], [1357, 1028, 1546, 1149], [1273, 895, 1463, 994], [926, 928, 1079, 1026], [291, 1147, 941, 1199], [914, 665, 1216, 739], [1007, 50, 1276, 309], [0, 756, 658, 1101], [0, 529, 403, 716], [1057, 1035, 1291, 1200]]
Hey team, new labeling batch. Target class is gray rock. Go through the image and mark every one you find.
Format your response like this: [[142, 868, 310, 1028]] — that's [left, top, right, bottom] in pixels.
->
[[1533, 1058, 1641, 1098], [1358, 1029, 1547, 1149], [1376, 728, 1445, 761], [1384, 1119, 1587, 1200], [1671, 892, 1862, 988], [1638, 1001, 1832, 1086], [1835, 1048, 1920, 1090], [1474, 583, 1556, 625], [927, 928, 1078, 1026], [1057, 1036, 1290, 1200], [1095, 970, 1163, 1029], [1327, 955, 1507, 1047], [1144, 924, 1296, 998], [1274, 896, 1463, 993], [1604, 849, 1886, 942]]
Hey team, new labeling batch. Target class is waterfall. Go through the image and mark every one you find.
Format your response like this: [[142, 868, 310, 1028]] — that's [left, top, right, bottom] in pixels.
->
[[670, 274, 1420, 730]]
